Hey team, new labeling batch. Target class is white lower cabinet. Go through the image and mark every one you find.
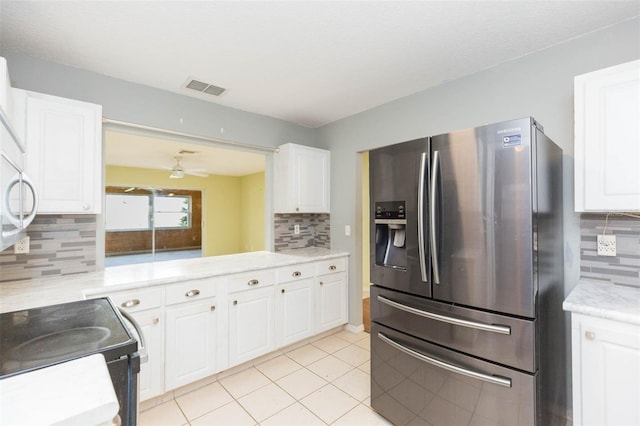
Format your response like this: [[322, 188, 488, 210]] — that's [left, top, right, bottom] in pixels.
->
[[571, 313, 640, 425], [228, 286, 275, 367], [165, 297, 217, 390], [315, 258, 348, 333], [132, 308, 164, 401], [276, 278, 314, 347]]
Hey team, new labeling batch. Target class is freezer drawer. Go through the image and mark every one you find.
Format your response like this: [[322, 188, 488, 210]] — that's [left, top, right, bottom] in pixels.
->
[[371, 286, 536, 373], [371, 322, 536, 426]]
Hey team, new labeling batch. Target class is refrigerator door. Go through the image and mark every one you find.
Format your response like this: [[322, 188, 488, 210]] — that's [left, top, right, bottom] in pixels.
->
[[369, 137, 430, 297], [430, 118, 536, 318]]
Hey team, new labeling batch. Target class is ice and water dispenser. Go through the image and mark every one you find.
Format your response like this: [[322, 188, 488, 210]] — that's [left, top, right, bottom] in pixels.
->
[[374, 201, 407, 270]]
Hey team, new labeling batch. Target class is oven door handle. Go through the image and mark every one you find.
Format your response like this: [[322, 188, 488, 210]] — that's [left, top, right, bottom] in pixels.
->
[[118, 307, 148, 364], [378, 332, 512, 388], [377, 295, 511, 335]]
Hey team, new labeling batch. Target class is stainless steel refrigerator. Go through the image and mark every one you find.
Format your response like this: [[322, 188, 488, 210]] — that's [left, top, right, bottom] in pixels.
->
[[369, 117, 566, 425]]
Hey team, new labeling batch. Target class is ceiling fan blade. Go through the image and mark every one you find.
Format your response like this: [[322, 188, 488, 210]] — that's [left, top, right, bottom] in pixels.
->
[[185, 171, 209, 178]]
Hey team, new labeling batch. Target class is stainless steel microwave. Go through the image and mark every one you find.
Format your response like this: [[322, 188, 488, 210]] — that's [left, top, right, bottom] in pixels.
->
[[0, 106, 38, 252]]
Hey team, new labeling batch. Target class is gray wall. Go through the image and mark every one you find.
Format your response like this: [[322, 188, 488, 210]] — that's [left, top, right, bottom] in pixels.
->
[[315, 18, 640, 332], [2, 52, 316, 149]]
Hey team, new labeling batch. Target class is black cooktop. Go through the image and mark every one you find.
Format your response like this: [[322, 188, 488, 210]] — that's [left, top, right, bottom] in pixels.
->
[[0, 298, 137, 378]]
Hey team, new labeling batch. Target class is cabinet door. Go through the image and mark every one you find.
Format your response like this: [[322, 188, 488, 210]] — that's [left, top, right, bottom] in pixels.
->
[[316, 272, 347, 333], [165, 298, 217, 390], [229, 286, 274, 366], [131, 308, 164, 401], [575, 60, 640, 211], [572, 314, 640, 425], [276, 278, 314, 348], [25, 92, 102, 213]]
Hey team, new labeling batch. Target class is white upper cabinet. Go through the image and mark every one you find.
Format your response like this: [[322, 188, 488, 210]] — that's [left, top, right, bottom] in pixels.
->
[[16, 89, 102, 214], [275, 143, 330, 213], [574, 59, 640, 212]]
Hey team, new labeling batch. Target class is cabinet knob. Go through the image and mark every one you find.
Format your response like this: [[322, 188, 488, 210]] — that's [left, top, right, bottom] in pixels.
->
[[185, 289, 200, 297], [233, 300, 238, 305], [248, 279, 259, 286], [292, 271, 301, 278], [585, 331, 596, 341], [295, 207, 299, 212], [153, 317, 160, 325], [83, 203, 91, 211], [211, 305, 216, 311], [281, 289, 285, 293], [121, 299, 140, 308], [320, 281, 324, 286]]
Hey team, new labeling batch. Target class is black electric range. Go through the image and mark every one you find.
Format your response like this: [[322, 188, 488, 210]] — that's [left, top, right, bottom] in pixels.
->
[[0, 298, 140, 425]]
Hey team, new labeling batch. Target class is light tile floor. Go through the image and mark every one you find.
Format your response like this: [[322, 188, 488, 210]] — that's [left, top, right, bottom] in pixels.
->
[[139, 330, 390, 426]]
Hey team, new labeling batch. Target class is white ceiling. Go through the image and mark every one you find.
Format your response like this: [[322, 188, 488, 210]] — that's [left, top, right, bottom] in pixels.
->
[[1, 1, 638, 129]]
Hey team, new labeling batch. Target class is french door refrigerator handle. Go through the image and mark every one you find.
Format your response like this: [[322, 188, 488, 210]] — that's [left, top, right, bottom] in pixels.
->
[[377, 295, 511, 335], [378, 332, 512, 388], [417, 152, 428, 282], [430, 150, 441, 284]]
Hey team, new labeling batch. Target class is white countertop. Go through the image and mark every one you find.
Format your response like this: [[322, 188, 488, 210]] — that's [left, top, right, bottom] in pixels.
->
[[0, 354, 119, 426], [0, 249, 349, 313], [563, 279, 640, 325]]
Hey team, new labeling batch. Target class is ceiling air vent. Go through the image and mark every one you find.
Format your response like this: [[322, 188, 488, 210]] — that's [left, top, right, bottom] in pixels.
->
[[184, 78, 226, 97]]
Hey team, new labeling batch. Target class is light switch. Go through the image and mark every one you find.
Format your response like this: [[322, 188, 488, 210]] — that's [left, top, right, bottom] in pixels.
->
[[345, 225, 351, 236]]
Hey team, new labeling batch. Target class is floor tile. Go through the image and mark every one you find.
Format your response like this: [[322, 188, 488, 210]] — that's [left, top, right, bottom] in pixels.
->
[[256, 354, 302, 381], [190, 400, 256, 426], [261, 402, 325, 425], [333, 344, 370, 367], [355, 336, 371, 351], [312, 335, 351, 353], [307, 354, 353, 382], [286, 343, 329, 366], [139, 400, 188, 426], [332, 403, 393, 425], [237, 382, 296, 422], [334, 329, 368, 344], [219, 367, 271, 399], [275, 367, 328, 400], [175, 381, 233, 421], [358, 360, 371, 374], [300, 383, 359, 424], [332, 367, 370, 401]]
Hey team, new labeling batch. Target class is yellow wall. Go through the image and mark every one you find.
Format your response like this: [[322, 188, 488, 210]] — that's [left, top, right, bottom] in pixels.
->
[[361, 151, 371, 295], [105, 165, 265, 257], [239, 172, 265, 252]]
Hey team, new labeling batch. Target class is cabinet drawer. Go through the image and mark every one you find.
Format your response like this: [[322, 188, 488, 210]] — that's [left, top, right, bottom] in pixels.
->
[[316, 257, 346, 276], [228, 270, 275, 293], [107, 287, 164, 313], [277, 263, 315, 283], [166, 278, 217, 306]]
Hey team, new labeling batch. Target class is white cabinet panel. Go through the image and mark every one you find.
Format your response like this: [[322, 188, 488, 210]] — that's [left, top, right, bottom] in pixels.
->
[[575, 60, 640, 211], [275, 143, 330, 213], [132, 308, 164, 401], [276, 278, 314, 347], [316, 271, 347, 333], [228, 286, 274, 367], [571, 313, 640, 425], [22, 90, 102, 213], [165, 298, 217, 390]]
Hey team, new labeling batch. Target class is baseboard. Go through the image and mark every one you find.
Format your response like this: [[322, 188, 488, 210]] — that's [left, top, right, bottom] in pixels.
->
[[346, 323, 365, 333]]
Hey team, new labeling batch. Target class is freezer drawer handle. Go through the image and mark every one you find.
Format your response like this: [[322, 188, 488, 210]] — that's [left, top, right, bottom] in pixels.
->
[[377, 295, 511, 335], [378, 332, 512, 388]]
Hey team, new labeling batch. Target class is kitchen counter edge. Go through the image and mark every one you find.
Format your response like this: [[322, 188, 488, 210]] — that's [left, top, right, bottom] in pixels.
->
[[0, 249, 350, 314], [563, 279, 640, 325]]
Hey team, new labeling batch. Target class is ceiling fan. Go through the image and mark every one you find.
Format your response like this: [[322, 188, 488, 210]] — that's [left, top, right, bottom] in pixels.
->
[[163, 155, 208, 179]]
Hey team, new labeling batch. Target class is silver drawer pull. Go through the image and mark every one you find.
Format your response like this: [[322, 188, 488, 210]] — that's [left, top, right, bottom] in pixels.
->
[[248, 279, 260, 286], [377, 295, 511, 335], [329, 265, 337, 271], [121, 299, 140, 308], [378, 332, 512, 388], [185, 289, 200, 297], [292, 271, 302, 277]]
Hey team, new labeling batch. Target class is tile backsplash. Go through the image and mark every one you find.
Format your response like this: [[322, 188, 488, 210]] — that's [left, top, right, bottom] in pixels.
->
[[0, 215, 97, 283], [580, 213, 640, 287], [274, 213, 330, 251]]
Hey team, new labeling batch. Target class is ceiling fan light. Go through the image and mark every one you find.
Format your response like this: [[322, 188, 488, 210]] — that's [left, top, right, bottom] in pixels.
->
[[170, 169, 184, 179]]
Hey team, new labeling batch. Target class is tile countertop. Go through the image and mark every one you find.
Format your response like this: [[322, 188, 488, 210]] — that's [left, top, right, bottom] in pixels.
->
[[563, 279, 640, 325], [0, 248, 349, 314]]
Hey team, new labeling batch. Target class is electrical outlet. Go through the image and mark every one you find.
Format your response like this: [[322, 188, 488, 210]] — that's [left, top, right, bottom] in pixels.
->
[[14, 236, 30, 254], [294, 224, 300, 235], [597, 234, 617, 257]]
